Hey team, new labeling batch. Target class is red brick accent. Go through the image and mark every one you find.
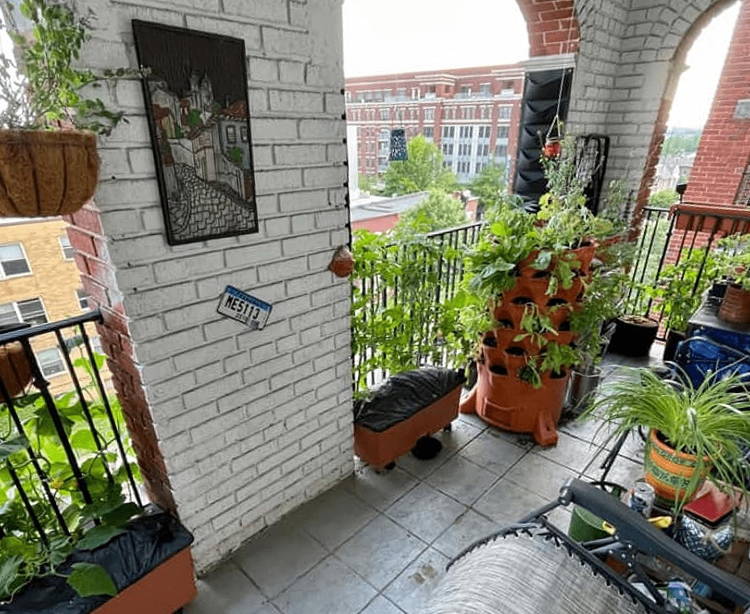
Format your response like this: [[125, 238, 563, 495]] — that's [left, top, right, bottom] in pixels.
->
[[516, 0, 580, 57], [64, 204, 176, 514], [684, 0, 750, 206]]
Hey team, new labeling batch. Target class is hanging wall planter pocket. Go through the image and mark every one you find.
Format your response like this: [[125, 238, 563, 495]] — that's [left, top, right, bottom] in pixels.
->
[[0, 130, 99, 217]]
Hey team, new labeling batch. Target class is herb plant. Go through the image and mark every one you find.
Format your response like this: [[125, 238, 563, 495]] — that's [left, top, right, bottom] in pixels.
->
[[0, 0, 132, 135]]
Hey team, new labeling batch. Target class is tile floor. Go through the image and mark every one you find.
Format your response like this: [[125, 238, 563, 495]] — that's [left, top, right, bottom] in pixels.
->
[[186, 352, 661, 614]]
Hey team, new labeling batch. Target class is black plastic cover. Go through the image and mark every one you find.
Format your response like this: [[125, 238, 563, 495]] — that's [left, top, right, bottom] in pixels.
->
[[1, 510, 194, 614], [354, 367, 465, 432]]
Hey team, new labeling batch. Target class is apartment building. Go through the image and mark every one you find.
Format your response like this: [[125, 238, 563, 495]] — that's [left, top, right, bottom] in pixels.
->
[[0, 217, 100, 393], [345, 64, 524, 183]]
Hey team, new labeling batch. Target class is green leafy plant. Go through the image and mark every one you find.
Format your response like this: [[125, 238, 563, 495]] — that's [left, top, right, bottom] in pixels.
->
[[715, 234, 750, 291], [0, 353, 142, 602], [584, 368, 750, 512], [390, 190, 467, 240], [0, 0, 134, 135], [469, 163, 507, 211]]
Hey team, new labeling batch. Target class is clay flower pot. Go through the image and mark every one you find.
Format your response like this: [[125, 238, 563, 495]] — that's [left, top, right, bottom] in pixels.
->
[[644, 430, 709, 504], [0, 341, 32, 398], [718, 284, 750, 325], [0, 130, 99, 217]]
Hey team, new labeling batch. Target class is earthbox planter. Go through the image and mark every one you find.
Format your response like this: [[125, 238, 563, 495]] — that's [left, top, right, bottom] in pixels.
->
[[3, 510, 196, 614], [460, 244, 595, 446], [353, 367, 465, 470], [608, 315, 658, 358], [719, 284, 750, 325], [644, 429, 709, 506], [0, 130, 99, 217]]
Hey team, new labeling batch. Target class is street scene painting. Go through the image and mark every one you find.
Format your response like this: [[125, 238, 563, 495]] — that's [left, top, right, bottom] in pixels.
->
[[132, 21, 258, 245]]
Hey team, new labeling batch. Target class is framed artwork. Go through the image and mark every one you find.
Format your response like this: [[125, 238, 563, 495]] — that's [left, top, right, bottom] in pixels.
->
[[132, 20, 259, 245]]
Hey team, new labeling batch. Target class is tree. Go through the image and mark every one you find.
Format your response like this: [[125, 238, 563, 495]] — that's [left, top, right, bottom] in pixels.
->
[[469, 163, 506, 210], [661, 131, 701, 157], [648, 188, 679, 208], [383, 135, 457, 196], [391, 190, 467, 239]]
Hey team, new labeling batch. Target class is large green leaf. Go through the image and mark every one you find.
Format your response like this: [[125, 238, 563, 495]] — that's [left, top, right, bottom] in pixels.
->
[[77, 525, 124, 551], [102, 502, 140, 528], [0, 555, 23, 599], [67, 562, 117, 597], [0, 436, 28, 462]]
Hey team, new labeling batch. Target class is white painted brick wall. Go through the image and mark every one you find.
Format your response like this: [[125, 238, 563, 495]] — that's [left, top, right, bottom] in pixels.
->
[[568, 0, 721, 196], [75, 0, 352, 572]]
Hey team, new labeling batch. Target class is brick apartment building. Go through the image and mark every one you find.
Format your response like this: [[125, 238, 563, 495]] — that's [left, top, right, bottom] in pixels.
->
[[345, 64, 525, 183]]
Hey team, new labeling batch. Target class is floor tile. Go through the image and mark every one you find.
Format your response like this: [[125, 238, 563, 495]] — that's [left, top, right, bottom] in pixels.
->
[[394, 446, 452, 479], [383, 548, 449, 614], [426, 454, 497, 505], [360, 596, 405, 614], [504, 452, 579, 500], [335, 515, 427, 590], [590, 454, 645, 489], [534, 431, 608, 473], [346, 465, 418, 511], [458, 430, 528, 475], [546, 505, 572, 533], [473, 478, 547, 525], [386, 483, 467, 543], [273, 556, 377, 614], [186, 562, 267, 614], [432, 509, 499, 559], [233, 520, 327, 599], [294, 485, 378, 549]]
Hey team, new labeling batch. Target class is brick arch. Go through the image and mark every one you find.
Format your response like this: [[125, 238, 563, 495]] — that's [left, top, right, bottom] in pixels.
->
[[515, 0, 580, 57], [633, 0, 739, 232]]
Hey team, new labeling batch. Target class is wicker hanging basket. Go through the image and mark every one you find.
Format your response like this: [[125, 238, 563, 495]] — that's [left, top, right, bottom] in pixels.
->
[[0, 129, 99, 217], [0, 342, 32, 399]]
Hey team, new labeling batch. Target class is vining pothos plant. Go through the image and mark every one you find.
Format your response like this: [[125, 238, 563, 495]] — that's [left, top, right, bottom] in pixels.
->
[[0, 352, 142, 602], [0, 0, 137, 135]]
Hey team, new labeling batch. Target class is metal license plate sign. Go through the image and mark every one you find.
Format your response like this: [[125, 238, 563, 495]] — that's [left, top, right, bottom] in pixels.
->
[[217, 285, 272, 331]]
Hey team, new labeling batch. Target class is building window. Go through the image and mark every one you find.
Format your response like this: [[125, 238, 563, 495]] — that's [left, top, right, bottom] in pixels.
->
[[380, 108, 390, 121], [735, 163, 750, 206], [397, 108, 404, 121], [424, 108, 434, 121], [495, 143, 508, 159], [59, 235, 75, 260], [497, 125, 509, 138], [37, 347, 66, 378], [442, 126, 455, 138], [476, 162, 484, 174], [17, 298, 47, 325], [442, 143, 454, 156], [0, 243, 31, 279], [226, 125, 237, 143], [423, 127, 434, 140], [479, 83, 491, 97], [0, 298, 48, 327], [498, 106, 512, 120], [478, 126, 491, 139], [77, 289, 89, 311], [240, 126, 248, 142]]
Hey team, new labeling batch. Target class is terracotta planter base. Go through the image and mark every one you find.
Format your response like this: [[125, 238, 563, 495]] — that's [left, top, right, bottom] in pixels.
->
[[93, 548, 196, 614], [354, 384, 462, 470]]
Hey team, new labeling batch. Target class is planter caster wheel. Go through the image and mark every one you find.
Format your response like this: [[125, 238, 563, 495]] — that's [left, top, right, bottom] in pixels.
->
[[443, 423, 453, 432], [375, 462, 396, 473]]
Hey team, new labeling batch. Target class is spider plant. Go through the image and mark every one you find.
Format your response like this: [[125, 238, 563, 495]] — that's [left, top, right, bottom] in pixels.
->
[[584, 368, 750, 511]]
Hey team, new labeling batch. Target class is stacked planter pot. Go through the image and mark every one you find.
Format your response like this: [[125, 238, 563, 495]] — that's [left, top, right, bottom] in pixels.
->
[[460, 244, 596, 446]]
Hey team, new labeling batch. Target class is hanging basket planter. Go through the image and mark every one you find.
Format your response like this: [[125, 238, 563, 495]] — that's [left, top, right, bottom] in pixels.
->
[[0, 130, 99, 218]]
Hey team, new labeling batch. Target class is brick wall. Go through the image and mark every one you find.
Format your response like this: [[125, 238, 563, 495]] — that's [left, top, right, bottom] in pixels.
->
[[516, 0, 580, 57], [68, 0, 352, 572], [684, 0, 750, 205]]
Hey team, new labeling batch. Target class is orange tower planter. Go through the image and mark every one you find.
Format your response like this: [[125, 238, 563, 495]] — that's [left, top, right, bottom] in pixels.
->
[[460, 245, 596, 446]]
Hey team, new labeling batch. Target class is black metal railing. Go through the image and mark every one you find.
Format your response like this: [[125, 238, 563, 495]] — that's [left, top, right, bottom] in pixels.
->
[[353, 222, 484, 392], [0, 310, 142, 547], [629, 204, 750, 337]]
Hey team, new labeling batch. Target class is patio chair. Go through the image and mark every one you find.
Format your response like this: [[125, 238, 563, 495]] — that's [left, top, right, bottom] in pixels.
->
[[423, 479, 750, 614]]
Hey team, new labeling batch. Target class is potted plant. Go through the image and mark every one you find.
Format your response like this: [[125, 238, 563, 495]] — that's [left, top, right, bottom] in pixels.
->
[[0, 0, 129, 217], [715, 234, 750, 325], [645, 247, 720, 362], [458, 137, 617, 445], [585, 368, 750, 511]]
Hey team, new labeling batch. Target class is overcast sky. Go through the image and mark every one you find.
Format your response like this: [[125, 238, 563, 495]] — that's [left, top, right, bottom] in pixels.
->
[[342, 0, 739, 130]]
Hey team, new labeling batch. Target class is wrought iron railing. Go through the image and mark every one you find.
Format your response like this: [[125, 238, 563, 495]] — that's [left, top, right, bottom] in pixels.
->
[[0, 310, 141, 547], [629, 204, 750, 337], [353, 222, 484, 392]]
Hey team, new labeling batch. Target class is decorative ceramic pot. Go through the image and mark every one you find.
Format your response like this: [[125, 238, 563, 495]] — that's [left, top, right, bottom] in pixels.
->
[[644, 430, 709, 504]]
